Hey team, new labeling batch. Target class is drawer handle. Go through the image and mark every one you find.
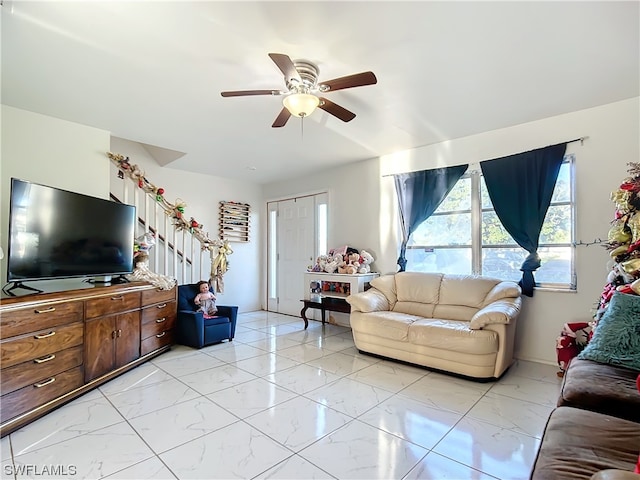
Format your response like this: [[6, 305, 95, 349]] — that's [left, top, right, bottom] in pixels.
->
[[34, 331, 56, 339], [34, 377, 56, 388], [34, 307, 56, 314], [156, 317, 166, 323], [156, 331, 166, 338], [156, 303, 167, 309], [117, 329, 122, 338], [111, 296, 125, 301], [34, 354, 56, 364]]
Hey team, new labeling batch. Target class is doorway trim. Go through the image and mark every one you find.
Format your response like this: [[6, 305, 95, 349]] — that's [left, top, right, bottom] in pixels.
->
[[266, 191, 329, 314]]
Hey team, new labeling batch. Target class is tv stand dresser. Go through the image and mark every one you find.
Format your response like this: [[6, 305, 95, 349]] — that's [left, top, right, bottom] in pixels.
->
[[0, 282, 177, 437]]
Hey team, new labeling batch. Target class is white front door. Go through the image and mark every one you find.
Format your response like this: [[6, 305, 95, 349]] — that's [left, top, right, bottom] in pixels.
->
[[275, 196, 315, 316]]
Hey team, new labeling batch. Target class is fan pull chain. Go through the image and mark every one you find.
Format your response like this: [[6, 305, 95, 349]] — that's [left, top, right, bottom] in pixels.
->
[[301, 115, 305, 139]]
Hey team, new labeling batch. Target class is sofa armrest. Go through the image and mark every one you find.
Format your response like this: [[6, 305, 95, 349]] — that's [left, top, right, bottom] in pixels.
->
[[346, 289, 390, 313], [176, 310, 205, 348], [216, 305, 238, 339], [591, 470, 639, 480], [469, 297, 521, 330]]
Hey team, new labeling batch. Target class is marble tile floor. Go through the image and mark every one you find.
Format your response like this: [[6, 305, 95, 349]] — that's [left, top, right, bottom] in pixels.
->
[[0, 311, 562, 480]]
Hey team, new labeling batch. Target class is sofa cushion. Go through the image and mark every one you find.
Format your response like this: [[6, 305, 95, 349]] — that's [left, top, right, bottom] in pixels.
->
[[432, 304, 477, 322], [393, 272, 443, 318], [369, 274, 398, 308], [578, 292, 640, 371], [347, 289, 389, 313], [408, 318, 498, 355], [393, 301, 437, 319], [438, 275, 500, 309], [349, 311, 422, 342], [558, 358, 640, 422], [483, 281, 522, 305], [469, 298, 522, 330], [203, 315, 230, 327], [530, 407, 640, 480], [394, 272, 442, 304]]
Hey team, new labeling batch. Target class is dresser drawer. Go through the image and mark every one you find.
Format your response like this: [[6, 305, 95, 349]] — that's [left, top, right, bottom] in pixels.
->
[[1, 345, 83, 395], [141, 330, 174, 356], [0, 366, 84, 424], [141, 316, 176, 340], [141, 287, 176, 307], [141, 301, 176, 325], [85, 292, 141, 319], [0, 301, 83, 340], [1, 322, 84, 369]]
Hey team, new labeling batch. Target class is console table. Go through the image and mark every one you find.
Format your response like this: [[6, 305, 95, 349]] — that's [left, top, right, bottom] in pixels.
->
[[301, 272, 379, 328], [300, 296, 351, 329]]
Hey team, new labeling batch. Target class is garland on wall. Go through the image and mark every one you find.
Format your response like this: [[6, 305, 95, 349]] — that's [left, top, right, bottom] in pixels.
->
[[107, 152, 232, 292]]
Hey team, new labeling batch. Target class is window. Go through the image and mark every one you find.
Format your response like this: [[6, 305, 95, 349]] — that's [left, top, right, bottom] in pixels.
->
[[407, 155, 575, 289], [316, 195, 328, 256]]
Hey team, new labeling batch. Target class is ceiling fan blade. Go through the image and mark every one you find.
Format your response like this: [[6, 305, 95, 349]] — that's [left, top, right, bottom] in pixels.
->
[[221, 90, 279, 97], [318, 98, 356, 122], [268, 53, 302, 84], [272, 107, 291, 128], [320, 71, 377, 92]]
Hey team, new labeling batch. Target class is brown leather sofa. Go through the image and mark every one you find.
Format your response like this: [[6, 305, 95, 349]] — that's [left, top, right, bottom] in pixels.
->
[[557, 358, 640, 422], [529, 358, 640, 480]]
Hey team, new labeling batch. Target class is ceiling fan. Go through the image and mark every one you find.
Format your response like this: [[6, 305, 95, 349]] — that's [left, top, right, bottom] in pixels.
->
[[221, 53, 377, 128]]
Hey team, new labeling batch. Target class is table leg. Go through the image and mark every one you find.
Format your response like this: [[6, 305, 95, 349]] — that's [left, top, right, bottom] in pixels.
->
[[300, 303, 309, 329], [321, 307, 326, 325]]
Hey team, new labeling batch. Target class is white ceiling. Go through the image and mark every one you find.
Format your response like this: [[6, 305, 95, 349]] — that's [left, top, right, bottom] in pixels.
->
[[2, 1, 639, 184]]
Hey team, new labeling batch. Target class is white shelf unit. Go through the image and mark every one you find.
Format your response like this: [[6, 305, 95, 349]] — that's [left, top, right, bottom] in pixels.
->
[[303, 272, 379, 301]]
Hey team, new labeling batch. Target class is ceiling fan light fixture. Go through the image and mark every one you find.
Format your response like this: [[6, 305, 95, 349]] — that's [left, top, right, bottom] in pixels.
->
[[283, 93, 319, 117]]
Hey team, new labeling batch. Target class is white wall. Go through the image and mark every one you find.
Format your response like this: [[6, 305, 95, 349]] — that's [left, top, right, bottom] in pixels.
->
[[4, 99, 638, 361], [1, 106, 263, 312], [263, 97, 640, 364], [1, 105, 111, 290], [109, 138, 263, 312]]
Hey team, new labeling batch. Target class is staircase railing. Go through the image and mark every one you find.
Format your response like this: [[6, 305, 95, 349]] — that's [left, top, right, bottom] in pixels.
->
[[107, 152, 229, 290]]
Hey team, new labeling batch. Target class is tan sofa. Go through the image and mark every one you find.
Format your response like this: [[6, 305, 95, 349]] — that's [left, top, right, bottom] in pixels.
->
[[346, 272, 522, 379]]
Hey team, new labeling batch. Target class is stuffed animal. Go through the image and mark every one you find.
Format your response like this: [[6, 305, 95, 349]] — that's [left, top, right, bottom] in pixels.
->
[[358, 250, 374, 273], [324, 254, 343, 274], [308, 254, 328, 272], [556, 322, 591, 376], [338, 263, 358, 275], [329, 246, 348, 257], [338, 252, 360, 274]]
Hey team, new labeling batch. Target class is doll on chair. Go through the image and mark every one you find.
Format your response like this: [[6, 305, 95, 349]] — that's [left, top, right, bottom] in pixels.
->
[[194, 280, 218, 318]]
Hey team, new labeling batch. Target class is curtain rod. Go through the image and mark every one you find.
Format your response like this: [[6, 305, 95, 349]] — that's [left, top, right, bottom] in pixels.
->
[[566, 136, 589, 145], [381, 136, 589, 178]]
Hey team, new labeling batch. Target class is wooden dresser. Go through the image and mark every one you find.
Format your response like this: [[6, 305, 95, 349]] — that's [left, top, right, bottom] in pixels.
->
[[140, 288, 177, 356], [0, 282, 177, 437]]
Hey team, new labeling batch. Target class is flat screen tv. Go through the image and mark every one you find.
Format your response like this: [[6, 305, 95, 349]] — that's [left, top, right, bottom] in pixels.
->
[[6, 178, 136, 289]]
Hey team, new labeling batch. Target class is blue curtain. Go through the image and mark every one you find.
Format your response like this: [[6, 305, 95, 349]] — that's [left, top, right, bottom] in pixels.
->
[[394, 164, 468, 271], [480, 143, 567, 296]]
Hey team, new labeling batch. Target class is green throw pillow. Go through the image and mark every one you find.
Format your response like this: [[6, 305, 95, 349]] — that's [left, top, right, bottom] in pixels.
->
[[578, 292, 640, 370]]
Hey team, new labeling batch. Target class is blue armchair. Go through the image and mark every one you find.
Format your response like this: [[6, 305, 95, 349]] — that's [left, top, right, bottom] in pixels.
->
[[176, 283, 238, 349]]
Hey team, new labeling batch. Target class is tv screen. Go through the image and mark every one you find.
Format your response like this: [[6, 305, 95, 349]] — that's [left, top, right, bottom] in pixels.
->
[[7, 178, 136, 282]]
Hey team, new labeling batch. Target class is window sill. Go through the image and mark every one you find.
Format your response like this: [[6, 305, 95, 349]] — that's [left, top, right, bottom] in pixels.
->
[[534, 286, 577, 293]]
